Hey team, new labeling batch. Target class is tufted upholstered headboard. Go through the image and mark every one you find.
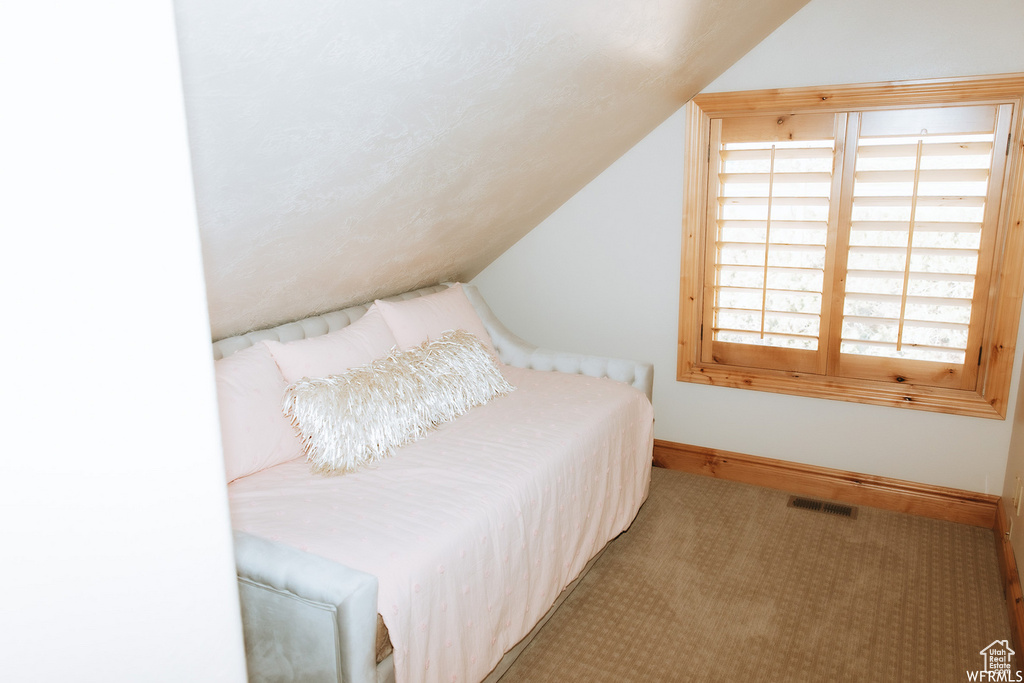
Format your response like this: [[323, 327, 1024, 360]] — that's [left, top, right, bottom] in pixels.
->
[[212, 285, 448, 360], [213, 283, 653, 400]]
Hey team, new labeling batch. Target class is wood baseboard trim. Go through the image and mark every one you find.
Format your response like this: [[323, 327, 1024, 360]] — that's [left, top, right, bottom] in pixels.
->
[[652, 439, 999, 528], [995, 499, 1024, 655]]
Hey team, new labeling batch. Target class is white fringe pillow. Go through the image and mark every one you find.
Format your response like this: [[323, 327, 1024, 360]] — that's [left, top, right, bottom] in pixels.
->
[[283, 330, 514, 475]]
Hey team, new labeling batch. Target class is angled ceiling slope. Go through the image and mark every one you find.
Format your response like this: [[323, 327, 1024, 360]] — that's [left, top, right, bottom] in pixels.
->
[[175, 0, 809, 340]]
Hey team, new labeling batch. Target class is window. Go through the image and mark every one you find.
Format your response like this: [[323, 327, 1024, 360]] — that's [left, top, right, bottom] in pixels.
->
[[678, 75, 1024, 418]]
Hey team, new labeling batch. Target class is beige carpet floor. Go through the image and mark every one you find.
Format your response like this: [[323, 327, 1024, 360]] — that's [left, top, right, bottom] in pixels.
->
[[499, 467, 1011, 683]]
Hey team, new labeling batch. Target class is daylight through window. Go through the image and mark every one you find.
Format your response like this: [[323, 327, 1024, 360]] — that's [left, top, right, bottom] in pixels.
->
[[679, 76, 1024, 418]]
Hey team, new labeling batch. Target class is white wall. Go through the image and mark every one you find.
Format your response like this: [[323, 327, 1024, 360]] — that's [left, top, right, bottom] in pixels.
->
[[0, 3, 247, 681], [705, 0, 1024, 92], [474, 0, 1024, 494]]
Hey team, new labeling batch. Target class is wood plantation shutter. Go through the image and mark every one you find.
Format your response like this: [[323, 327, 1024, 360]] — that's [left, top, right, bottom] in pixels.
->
[[702, 104, 1011, 389], [833, 104, 1012, 390], [702, 112, 845, 373]]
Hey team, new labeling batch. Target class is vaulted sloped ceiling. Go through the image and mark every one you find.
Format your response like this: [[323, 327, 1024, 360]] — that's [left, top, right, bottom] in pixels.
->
[[174, 0, 808, 339]]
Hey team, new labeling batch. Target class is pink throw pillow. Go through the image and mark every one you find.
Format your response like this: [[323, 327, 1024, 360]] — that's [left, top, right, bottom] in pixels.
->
[[215, 342, 303, 483], [375, 283, 496, 355], [264, 304, 398, 383]]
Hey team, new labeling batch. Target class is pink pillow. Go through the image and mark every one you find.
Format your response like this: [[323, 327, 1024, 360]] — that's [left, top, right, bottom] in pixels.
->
[[264, 304, 398, 383], [375, 283, 496, 355], [215, 342, 303, 483]]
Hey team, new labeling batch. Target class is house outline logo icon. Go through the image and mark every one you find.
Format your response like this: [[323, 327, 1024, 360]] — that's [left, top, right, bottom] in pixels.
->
[[968, 640, 1020, 681], [981, 640, 1015, 670]]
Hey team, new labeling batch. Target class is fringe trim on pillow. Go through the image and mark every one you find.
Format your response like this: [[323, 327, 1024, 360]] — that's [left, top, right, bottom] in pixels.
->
[[283, 330, 514, 475]]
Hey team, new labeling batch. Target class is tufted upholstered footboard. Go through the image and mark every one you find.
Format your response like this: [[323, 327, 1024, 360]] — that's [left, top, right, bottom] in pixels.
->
[[217, 284, 654, 683], [233, 532, 385, 683]]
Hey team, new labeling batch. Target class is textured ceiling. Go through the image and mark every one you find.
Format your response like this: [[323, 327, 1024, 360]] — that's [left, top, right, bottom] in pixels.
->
[[174, 0, 808, 340]]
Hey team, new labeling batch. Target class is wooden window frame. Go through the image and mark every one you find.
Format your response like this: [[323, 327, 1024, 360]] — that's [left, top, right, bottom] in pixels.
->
[[678, 74, 1024, 419]]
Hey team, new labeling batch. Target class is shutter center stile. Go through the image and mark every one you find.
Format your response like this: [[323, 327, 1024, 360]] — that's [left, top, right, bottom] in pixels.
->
[[761, 144, 777, 341], [895, 139, 925, 353]]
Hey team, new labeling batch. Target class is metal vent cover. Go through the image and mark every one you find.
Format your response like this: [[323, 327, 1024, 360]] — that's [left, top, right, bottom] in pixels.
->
[[787, 495, 858, 519]]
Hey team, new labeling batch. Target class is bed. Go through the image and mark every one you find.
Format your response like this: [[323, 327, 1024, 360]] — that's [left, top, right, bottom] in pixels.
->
[[214, 284, 654, 683]]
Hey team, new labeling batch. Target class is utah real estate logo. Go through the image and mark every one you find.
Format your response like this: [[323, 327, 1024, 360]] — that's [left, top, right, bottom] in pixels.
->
[[968, 640, 1020, 681]]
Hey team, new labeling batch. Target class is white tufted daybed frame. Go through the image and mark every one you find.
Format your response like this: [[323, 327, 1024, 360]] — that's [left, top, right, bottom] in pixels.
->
[[214, 284, 653, 400], [217, 283, 654, 683]]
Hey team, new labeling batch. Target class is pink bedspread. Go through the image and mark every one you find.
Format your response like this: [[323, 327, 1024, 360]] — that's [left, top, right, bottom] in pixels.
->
[[228, 366, 653, 683]]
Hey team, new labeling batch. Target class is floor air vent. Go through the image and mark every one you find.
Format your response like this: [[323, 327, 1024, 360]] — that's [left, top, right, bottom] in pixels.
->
[[786, 495, 858, 519]]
